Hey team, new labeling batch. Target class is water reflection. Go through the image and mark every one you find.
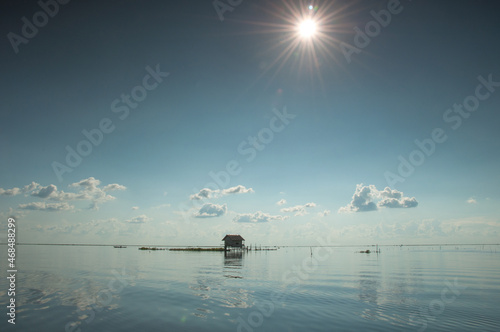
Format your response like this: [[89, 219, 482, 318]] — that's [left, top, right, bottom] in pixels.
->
[[355, 253, 432, 329], [188, 251, 251, 320], [223, 251, 243, 279], [358, 272, 379, 306], [2, 246, 499, 331]]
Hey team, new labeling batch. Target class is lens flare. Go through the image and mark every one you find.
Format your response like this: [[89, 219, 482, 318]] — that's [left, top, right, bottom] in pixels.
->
[[229, 0, 355, 90], [299, 19, 316, 38]]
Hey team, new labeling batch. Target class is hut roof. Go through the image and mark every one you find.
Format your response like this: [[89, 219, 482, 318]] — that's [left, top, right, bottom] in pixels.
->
[[222, 234, 245, 241]]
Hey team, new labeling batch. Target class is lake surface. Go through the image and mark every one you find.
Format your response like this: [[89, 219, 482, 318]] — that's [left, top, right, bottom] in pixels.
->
[[1, 244, 499, 331]]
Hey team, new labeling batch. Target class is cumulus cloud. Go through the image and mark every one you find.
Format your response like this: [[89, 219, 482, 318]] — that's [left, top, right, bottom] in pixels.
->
[[467, 197, 477, 204], [276, 199, 287, 206], [194, 203, 227, 218], [0, 188, 21, 196], [70, 177, 101, 190], [339, 184, 378, 213], [378, 187, 403, 199], [18, 202, 74, 211], [49, 191, 87, 201], [67, 177, 126, 209], [103, 184, 127, 191], [233, 211, 288, 223], [68, 177, 126, 209], [280, 202, 317, 216], [378, 196, 418, 208], [132, 206, 139, 210], [127, 215, 151, 224], [339, 184, 418, 213], [0, 182, 40, 196], [222, 185, 254, 195], [190, 185, 253, 200], [190, 188, 217, 200], [31, 184, 58, 198], [3, 177, 126, 211], [23, 182, 40, 192]]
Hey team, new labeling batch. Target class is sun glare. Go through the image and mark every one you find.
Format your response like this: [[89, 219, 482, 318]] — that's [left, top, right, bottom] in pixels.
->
[[299, 19, 316, 38], [238, 0, 348, 89]]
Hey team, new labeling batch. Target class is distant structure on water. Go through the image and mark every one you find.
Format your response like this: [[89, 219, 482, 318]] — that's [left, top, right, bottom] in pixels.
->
[[222, 234, 245, 251]]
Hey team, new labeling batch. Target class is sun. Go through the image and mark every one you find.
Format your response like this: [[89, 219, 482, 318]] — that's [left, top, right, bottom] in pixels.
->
[[299, 19, 316, 38], [233, 0, 351, 89]]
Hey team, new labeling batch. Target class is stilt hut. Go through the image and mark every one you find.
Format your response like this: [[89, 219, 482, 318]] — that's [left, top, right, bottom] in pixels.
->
[[222, 234, 245, 251]]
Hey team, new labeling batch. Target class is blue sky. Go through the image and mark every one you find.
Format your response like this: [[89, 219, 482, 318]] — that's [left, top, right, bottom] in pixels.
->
[[1, 0, 499, 245]]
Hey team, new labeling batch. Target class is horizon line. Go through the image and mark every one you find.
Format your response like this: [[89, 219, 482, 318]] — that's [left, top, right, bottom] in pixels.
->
[[2, 243, 499, 247]]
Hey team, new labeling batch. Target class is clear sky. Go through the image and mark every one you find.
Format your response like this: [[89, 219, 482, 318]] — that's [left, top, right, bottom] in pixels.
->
[[1, 0, 499, 246]]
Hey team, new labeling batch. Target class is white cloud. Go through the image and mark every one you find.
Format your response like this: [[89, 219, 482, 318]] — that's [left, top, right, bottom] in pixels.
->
[[339, 184, 378, 213], [194, 203, 227, 218], [276, 199, 287, 206], [233, 211, 288, 223], [280, 202, 317, 216], [318, 209, 331, 217], [0, 182, 40, 196], [103, 184, 127, 191], [222, 185, 254, 195], [68, 177, 126, 209], [378, 197, 418, 208], [31, 184, 58, 198], [378, 187, 418, 209], [3, 177, 126, 211], [0, 187, 21, 196], [190, 188, 218, 200], [18, 202, 74, 212], [339, 184, 418, 213], [49, 191, 88, 201], [23, 182, 40, 192], [378, 187, 403, 199], [70, 177, 101, 190], [467, 197, 477, 204], [132, 206, 139, 210], [377, 187, 418, 208], [190, 185, 253, 200], [127, 215, 151, 224]]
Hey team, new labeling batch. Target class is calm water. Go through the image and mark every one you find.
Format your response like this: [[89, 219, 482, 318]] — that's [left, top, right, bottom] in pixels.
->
[[1, 245, 499, 331]]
